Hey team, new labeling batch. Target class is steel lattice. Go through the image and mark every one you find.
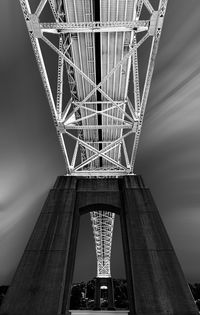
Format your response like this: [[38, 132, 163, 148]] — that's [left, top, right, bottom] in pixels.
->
[[90, 211, 115, 277]]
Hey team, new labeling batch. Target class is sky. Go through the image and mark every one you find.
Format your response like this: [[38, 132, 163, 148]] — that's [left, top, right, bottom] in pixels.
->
[[0, 0, 200, 285]]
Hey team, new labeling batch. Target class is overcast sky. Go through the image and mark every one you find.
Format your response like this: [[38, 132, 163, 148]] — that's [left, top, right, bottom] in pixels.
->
[[0, 0, 200, 285]]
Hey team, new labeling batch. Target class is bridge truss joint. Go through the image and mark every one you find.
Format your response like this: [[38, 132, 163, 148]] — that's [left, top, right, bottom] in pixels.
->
[[27, 14, 43, 38]]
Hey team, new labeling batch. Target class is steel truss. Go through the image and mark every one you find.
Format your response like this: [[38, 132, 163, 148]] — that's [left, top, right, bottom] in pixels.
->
[[19, 0, 168, 177], [19, 0, 168, 279], [90, 211, 115, 278]]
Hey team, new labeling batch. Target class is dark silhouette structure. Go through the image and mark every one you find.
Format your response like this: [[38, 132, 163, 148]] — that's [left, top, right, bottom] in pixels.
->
[[0, 176, 198, 315], [93, 277, 115, 310]]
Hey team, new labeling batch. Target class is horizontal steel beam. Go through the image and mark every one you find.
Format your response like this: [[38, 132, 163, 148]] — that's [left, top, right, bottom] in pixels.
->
[[70, 170, 131, 176], [62, 124, 134, 130], [40, 20, 149, 33]]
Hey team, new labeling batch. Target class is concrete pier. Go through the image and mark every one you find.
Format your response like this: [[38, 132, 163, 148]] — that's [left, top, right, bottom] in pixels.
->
[[0, 176, 198, 315]]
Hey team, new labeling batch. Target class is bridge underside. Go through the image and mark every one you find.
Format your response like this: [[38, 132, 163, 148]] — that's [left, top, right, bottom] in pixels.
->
[[20, 0, 168, 177], [0, 176, 198, 315]]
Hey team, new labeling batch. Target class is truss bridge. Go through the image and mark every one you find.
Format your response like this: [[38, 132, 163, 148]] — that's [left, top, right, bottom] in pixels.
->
[[1, 2, 199, 315]]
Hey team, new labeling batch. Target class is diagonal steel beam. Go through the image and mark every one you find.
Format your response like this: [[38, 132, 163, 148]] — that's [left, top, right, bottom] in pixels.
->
[[56, 37, 64, 120], [47, 0, 58, 21], [132, 34, 141, 115], [71, 138, 127, 171], [35, 0, 47, 17], [74, 141, 125, 171], [42, 32, 149, 122], [64, 130, 133, 171], [143, 0, 154, 14], [130, 0, 168, 171], [57, 132, 71, 172], [136, 0, 144, 18], [61, 98, 72, 122], [64, 106, 134, 126]]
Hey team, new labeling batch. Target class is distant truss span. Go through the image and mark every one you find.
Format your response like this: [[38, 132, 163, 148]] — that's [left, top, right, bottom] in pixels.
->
[[19, 0, 168, 278], [91, 211, 115, 278]]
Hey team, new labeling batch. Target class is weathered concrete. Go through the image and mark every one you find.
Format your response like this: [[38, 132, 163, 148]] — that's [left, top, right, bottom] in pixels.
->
[[120, 176, 198, 315], [0, 177, 78, 315], [0, 176, 198, 315]]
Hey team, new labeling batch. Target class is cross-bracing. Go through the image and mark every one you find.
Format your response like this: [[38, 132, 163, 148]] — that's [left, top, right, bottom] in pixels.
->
[[20, 0, 167, 279]]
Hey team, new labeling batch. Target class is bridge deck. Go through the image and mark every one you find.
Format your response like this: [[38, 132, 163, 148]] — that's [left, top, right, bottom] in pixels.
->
[[61, 0, 136, 169]]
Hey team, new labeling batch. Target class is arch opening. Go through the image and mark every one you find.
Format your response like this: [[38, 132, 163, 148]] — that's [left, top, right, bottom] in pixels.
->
[[70, 208, 128, 311]]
